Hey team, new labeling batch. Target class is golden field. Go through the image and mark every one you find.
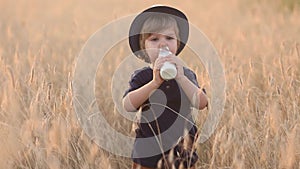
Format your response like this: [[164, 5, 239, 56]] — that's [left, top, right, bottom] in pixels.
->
[[0, 0, 299, 168]]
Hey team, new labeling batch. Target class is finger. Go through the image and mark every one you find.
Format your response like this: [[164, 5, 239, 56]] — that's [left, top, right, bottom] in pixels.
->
[[167, 58, 180, 66], [154, 60, 163, 70]]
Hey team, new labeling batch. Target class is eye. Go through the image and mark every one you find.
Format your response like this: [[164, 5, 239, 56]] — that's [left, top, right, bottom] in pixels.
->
[[150, 37, 159, 41], [166, 36, 175, 40]]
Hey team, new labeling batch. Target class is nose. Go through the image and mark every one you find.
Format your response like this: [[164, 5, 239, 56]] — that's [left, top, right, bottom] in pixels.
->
[[159, 39, 167, 48]]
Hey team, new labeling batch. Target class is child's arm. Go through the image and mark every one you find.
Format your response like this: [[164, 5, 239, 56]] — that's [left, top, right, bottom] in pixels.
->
[[123, 80, 160, 112], [176, 76, 208, 110], [123, 58, 165, 112], [166, 55, 208, 110]]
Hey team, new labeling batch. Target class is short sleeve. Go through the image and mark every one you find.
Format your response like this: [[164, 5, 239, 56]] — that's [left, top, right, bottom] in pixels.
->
[[184, 68, 206, 94], [123, 67, 152, 98], [184, 68, 200, 87]]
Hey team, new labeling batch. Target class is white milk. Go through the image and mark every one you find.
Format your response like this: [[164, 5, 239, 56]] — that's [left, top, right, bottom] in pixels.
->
[[159, 47, 177, 80]]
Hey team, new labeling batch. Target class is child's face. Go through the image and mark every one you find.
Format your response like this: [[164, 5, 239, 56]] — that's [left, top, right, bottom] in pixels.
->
[[144, 28, 178, 63]]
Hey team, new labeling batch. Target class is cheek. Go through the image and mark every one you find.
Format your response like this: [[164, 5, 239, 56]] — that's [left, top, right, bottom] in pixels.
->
[[145, 41, 157, 54], [144, 41, 152, 51], [169, 41, 178, 53], [145, 40, 156, 48], [146, 48, 158, 58]]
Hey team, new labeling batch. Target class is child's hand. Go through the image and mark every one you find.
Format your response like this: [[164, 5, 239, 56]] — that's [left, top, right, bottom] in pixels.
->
[[164, 55, 185, 80], [152, 56, 165, 86]]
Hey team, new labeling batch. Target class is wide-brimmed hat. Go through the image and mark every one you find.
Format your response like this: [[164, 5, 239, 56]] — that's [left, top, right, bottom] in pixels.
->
[[129, 5, 189, 59]]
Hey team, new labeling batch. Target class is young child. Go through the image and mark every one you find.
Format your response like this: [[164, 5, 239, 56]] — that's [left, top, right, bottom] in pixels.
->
[[123, 5, 208, 169]]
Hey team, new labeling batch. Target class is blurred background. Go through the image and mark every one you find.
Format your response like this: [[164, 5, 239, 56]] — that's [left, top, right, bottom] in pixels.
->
[[0, 0, 299, 168]]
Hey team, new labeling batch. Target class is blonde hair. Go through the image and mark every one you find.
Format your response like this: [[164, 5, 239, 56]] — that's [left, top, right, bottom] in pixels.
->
[[139, 14, 180, 63]]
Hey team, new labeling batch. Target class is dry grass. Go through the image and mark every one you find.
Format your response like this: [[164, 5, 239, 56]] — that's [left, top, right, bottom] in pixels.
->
[[0, 0, 299, 168]]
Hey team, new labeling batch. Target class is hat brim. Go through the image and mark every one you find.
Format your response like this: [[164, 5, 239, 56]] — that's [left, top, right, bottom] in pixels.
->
[[129, 6, 189, 59]]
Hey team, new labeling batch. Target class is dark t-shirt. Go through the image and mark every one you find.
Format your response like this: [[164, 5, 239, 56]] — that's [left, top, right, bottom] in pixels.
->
[[123, 66, 202, 166], [124, 66, 200, 138]]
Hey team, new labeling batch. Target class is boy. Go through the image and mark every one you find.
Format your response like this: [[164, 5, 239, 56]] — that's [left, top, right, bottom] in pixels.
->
[[123, 5, 208, 169]]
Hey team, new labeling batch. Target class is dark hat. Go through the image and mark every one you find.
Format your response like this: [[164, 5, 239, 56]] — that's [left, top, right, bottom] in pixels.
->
[[129, 5, 189, 59]]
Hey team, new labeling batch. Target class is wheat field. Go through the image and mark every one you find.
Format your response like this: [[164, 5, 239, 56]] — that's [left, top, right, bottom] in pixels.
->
[[0, 0, 299, 168]]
